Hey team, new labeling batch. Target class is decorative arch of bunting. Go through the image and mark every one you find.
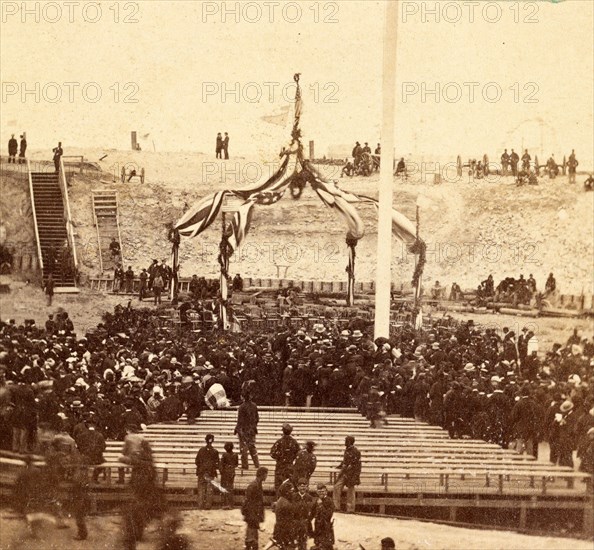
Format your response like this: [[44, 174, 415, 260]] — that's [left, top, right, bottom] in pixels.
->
[[172, 74, 424, 306]]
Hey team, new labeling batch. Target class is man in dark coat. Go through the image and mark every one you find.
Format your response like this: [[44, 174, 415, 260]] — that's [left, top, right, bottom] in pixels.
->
[[235, 392, 260, 469], [501, 149, 510, 175], [579, 427, 594, 475], [270, 423, 300, 490], [52, 142, 63, 173], [486, 378, 512, 447], [242, 467, 268, 550], [333, 435, 361, 513], [294, 440, 317, 483], [293, 478, 314, 550], [179, 376, 204, 424], [195, 433, 219, 509], [443, 382, 464, 439], [11, 383, 36, 453], [223, 132, 230, 159], [510, 386, 539, 456], [549, 400, 577, 467], [124, 266, 135, 294], [18, 135, 27, 164], [77, 420, 106, 482], [544, 394, 562, 464], [216, 133, 223, 158], [147, 259, 159, 290], [8, 134, 18, 163], [510, 149, 519, 177]]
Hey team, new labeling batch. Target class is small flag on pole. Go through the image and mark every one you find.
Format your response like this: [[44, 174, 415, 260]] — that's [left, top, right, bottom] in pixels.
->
[[260, 106, 291, 126]]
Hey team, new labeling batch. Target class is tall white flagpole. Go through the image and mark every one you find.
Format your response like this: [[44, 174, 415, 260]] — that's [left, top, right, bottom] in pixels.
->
[[374, 0, 399, 339]]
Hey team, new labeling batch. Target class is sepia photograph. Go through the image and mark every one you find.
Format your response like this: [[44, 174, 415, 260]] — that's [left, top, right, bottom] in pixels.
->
[[0, 1, 593, 548]]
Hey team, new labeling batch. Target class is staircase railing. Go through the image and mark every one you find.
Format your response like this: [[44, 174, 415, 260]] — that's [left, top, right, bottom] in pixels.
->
[[58, 157, 78, 280], [91, 192, 104, 273], [26, 160, 44, 273], [114, 191, 125, 269]]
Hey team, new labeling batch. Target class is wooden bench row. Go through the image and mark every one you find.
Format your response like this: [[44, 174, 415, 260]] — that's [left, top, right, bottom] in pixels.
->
[[4, 458, 587, 497], [104, 443, 522, 458]]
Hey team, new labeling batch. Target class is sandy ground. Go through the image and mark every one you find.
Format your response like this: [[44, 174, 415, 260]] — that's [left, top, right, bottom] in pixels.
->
[[0, 507, 592, 550]]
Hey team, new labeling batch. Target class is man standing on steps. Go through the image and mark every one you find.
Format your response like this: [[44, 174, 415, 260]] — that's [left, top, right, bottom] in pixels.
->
[[235, 390, 260, 470], [53, 142, 63, 173], [18, 135, 27, 164], [109, 237, 121, 262], [333, 435, 361, 513], [8, 134, 18, 163], [270, 423, 300, 490]]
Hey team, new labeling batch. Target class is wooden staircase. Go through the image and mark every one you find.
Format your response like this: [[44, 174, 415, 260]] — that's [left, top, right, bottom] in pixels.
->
[[92, 189, 123, 273], [29, 170, 77, 291]]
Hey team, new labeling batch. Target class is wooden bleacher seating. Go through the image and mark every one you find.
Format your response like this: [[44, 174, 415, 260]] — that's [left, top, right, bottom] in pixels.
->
[[1, 408, 592, 533]]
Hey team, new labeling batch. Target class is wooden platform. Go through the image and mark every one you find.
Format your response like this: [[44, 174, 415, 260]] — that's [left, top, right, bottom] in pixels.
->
[[1, 408, 592, 534]]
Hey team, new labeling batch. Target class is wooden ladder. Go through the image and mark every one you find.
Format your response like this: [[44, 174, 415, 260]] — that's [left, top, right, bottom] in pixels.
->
[[92, 189, 124, 274]]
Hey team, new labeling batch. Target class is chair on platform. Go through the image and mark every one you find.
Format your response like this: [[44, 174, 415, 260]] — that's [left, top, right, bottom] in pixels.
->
[[202, 310, 215, 331], [233, 313, 248, 332], [188, 312, 202, 332]]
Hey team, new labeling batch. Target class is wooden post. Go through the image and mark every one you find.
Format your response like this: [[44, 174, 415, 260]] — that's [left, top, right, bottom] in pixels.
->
[[309, 140, 315, 160], [519, 503, 528, 529], [584, 492, 594, 536], [131, 131, 137, 151]]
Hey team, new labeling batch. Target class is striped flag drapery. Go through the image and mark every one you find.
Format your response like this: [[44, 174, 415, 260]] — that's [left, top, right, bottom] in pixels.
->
[[227, 200, 256, 252], [175, 191, 227, 239], [172, 73, 422, 312]]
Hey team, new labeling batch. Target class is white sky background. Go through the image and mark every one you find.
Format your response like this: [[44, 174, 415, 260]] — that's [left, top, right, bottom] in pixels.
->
[[1, 0, 593, 163]]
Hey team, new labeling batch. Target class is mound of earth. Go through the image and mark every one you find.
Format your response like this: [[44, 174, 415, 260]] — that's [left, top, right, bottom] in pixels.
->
[[2, 149, 592, 294]]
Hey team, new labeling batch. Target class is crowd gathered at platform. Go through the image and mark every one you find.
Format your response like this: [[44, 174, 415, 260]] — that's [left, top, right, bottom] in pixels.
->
[[1, 302, 593, 547], [1, 303, 592, 467]]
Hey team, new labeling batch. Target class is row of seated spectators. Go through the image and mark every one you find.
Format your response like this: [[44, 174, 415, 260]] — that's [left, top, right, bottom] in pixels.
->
[[431, 273, 558, 306], [0, 304, 592, 474]]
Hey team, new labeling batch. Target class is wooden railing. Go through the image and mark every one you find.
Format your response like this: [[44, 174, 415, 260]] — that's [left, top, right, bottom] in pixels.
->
[[26, 160, 44, 272], [58, 157, 78, 276], [62, 155, 85, 174]]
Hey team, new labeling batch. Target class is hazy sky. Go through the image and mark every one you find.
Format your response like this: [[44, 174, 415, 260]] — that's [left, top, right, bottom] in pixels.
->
[[1, 0, 592, 161]]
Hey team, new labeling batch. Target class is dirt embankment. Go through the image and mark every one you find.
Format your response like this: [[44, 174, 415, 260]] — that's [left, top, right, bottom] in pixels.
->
[[0, 166, 39, 280], [69, 151, 593, 295], [2, 149, 593, 294]]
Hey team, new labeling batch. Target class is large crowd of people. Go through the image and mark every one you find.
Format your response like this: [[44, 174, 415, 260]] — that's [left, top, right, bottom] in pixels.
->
[[1, 302, 592, 464], [1, 301, 593, 546]]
